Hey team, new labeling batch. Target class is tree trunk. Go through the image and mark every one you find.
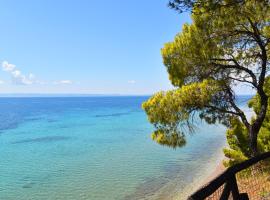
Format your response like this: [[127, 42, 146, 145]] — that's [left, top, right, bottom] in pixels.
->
[[249, 126, 259, 157], [248, 95, 268, 157]]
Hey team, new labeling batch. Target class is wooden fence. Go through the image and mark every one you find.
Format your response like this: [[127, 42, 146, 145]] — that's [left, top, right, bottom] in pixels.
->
[[188, 152, 270, 200]]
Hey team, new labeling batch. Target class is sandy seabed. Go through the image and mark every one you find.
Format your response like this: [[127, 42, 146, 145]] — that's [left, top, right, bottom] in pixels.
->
[[124, 149, 226, 200]]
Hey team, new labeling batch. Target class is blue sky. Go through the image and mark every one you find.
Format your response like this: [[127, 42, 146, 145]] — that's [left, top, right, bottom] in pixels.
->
[[0, 0, 188, 95], [0, 0, 252, 95]]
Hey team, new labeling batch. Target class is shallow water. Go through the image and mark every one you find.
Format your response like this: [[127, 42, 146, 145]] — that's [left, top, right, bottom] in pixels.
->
[[0, 96, 235, 200]]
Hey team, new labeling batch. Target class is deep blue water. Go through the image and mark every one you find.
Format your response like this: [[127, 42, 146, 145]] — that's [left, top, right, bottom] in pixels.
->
[[0, 96, 235, 200]]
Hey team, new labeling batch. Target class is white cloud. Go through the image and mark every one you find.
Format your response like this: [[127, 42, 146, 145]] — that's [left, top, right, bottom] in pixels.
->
[[36, 80, 47, 85], [2, 61, 15, 71], [53, 80, 73, 85], [29, 73, 35, 80], [1, 61, 74, 87], [128, 80, 136, 84], [2, 61, 36, 85], [0, 80, 4, 84], [12, 70, 21, 78]]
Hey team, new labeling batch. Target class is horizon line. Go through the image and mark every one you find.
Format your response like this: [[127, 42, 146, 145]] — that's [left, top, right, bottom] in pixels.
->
[[0, 93, 152, 97], [0, 93, 254, 97]]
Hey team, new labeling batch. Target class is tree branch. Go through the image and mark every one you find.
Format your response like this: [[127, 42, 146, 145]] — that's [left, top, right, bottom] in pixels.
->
[[205, 105, 240, 116], [226, 88, 251, 129], [210, 59, 258, 87], [228, 76, 255, 85], [245, 17, 268, 94]]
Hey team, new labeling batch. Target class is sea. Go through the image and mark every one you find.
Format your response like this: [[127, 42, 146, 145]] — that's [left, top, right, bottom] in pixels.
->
[[0, 96, 251, 200]]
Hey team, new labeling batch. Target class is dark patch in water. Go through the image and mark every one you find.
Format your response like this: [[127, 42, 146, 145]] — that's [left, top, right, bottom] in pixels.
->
[[22, 182, 35, 189], [12, 136, 70, 144], [95, 112, 130, 118], [123, 177, 169, 200], [56, 125, 71, 129], [47, 119, 58, 123], [0, 123, 19, 131], [163, 163, 183, 175], [125, 162, 196, 200], [57, 169, 65, 173], [25, 117, 42, 121]]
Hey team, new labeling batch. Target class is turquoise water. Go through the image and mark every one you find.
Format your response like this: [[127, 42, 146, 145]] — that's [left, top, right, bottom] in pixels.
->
[[0, 96, 231, 200]]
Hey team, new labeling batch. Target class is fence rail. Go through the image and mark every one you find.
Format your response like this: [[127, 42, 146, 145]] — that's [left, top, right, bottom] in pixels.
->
[[188, 151, 270, 200]]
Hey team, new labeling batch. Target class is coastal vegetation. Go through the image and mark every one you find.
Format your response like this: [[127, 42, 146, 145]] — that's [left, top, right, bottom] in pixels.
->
[[143, 0, 270, 158], [224, 77, 270, 166]]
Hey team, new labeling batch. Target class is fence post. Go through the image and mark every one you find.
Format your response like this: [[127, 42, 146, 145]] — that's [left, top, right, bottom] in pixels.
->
[[220, 182, 231, 200], [239, 193, 249, 200], [230, 175, 240, 199]]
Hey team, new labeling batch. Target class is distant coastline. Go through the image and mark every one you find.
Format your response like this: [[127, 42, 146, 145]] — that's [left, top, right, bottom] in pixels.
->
[[0, 93, 253, 98], [0, 93, 152, 98]]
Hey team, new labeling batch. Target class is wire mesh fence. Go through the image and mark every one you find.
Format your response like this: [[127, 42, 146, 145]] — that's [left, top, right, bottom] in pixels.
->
[[195, 159, 270, 200], [189, 152, 270, 200], [204, 184, 226, 200], [236, 159, 270, 200], [201, 182, 236, 200]]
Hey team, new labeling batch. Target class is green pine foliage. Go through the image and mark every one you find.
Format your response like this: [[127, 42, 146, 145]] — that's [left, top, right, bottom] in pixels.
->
[[224, 77, 270, 167], [142, 0, 270, 155]]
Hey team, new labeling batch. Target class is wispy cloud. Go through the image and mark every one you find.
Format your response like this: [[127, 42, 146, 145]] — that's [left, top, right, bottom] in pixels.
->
[[127, 80, 136, 84], [2, 61, 75, 86], [2, 61, 35, 85], [2, 61, 16, 71], [53, 80, 73, 85]]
